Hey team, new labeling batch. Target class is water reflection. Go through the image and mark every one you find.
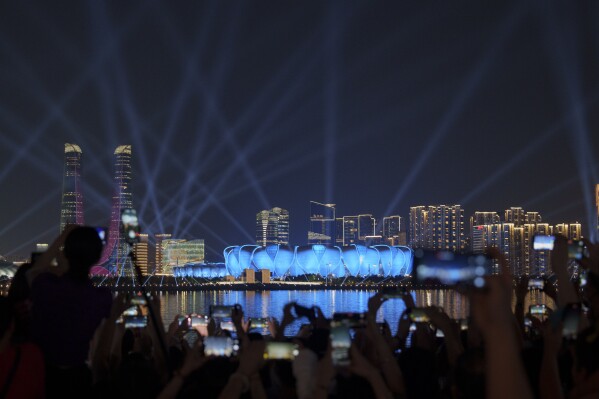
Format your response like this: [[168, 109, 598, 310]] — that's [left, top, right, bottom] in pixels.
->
[[159, 289, 549, 336]]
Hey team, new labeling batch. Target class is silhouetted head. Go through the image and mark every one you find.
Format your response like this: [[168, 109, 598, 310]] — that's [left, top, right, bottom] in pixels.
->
[[63, 226, 103, 279]]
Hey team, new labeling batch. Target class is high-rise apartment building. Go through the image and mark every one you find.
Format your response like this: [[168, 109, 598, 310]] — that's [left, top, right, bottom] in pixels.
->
[[505, 207, 526, 226], [60, 143, 84, 233], [308, 201, 336, 245], [470, 212, 500, 252], [409, 206, 428, 248], [409, 205, 465, 251], [256, 207, 289, 246]]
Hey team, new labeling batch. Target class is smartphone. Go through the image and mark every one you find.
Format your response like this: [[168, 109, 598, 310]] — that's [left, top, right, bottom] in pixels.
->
[[263, 342, 299, 360], [121, 208, 140, 245], [436, 329, 445, 338], [220, 321, 235, 332], [331, 326, 351, 366], [562, 303, 581, 339], [529, 304, 549, 318], [124, 315, 147, 329], [189, 314, 209, 327], [130, 294, 147, 306], [568, 240, 587, 260], [121, 306, 139, 317], [528, 278, 545, 290], [203, 337, 238, 357], [382, 286, 408, 299], [94, 226, 108, 246], [533, 235, 555, 251], [294, 304, 316, 321], [249, 318, 269, 329], [182, 329, 200, 347], [332, 312, 367, 328], [409, 308, 430, 323], [210, 305, 234, 318], [413, 250, 491, 288]]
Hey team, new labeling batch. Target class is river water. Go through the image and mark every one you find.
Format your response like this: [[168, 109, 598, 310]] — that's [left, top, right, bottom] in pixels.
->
[[158, 289, 554, 335]]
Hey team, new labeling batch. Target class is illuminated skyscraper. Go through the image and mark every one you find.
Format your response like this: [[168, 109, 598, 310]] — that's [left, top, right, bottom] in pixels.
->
[[308, 201, 336, 245], [256, 207, 289, 246], [110, 145, 133, 274], [60, 143, 84, 233]]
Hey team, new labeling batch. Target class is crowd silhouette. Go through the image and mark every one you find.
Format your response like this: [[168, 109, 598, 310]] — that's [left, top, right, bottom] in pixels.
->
[[1, 226, 599, 398]]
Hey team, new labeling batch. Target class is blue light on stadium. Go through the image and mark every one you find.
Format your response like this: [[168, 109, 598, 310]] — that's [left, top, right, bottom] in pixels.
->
[[223, 244, 413, 278]]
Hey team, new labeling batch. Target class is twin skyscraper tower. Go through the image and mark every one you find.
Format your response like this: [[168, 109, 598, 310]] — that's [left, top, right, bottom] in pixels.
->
[[59, 143, 132, 274]]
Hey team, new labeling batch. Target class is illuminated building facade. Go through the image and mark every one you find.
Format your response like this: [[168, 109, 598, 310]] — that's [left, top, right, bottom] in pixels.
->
[[60, 143, 84, 233], [256, 207, 289, 246], [161, 239, 205, 275], [133, 233, 149, 275], [308, 201, 336, 245], [382, 216, 403, 246], [224, 244, 413, 278], [335, 218, 344, 245], [410, 205, 465, 252], [173, 263, 227, 278], [342, 216, 358, 245], [154, 233, 172, 274]]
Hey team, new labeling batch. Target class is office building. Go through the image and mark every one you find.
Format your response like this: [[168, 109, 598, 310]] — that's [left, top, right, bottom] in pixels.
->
[[133, 234, 149, 275], [257, 269, 271, 283], [256, 207, 289, 246], [161, 239, 205, 275], [154, 233, 172, 274], [59, 143, 84, 233], [308, 201, 336, 245], [243, 268, 255, 283]]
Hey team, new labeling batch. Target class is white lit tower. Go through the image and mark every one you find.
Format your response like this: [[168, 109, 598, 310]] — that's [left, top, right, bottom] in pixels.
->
[[110, 145, 133, 275], [60, 143, 84, 233]]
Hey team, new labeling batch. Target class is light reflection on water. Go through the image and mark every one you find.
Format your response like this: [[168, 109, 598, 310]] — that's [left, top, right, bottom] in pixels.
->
[[159, 289, 553, 336]]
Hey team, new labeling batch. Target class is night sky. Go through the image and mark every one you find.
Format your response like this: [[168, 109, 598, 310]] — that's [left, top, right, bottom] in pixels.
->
[[1, 1, 598, 260]]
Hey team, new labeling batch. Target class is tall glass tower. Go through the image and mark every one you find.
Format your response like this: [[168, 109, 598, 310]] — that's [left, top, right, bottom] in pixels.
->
[[60, 143, 84, 233], [111, 145, 133, 274]]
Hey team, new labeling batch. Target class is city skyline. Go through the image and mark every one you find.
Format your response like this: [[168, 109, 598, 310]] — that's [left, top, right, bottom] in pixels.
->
[[1, 2, 598, 260]]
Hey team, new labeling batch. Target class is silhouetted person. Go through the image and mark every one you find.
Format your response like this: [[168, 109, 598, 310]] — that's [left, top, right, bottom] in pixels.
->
[[27, 226, 112, 397]]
